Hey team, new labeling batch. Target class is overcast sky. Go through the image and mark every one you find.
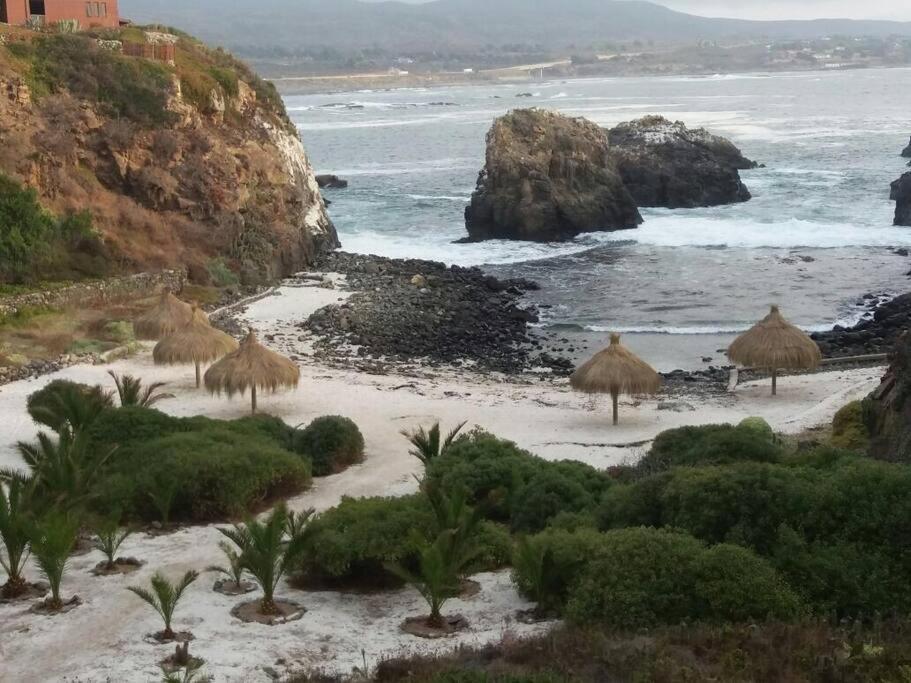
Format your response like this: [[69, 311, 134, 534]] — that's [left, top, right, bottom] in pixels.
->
[[367, 0, 911, 21], [657, 0, 911, 21]]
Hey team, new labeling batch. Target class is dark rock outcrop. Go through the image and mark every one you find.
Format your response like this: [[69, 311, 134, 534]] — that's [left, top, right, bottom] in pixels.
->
[[892, 173, 911, 226], [865, 331, 911, 462], [316, 174, 349, 189], [464, 109, 641, 242], [606, 115, 755, 208], [901, 136, 911, 158]]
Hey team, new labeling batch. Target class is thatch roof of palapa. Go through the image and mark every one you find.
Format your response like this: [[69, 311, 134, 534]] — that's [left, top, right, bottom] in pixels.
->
[[727, 305, 822, 369], [204, 329, 300, 397], [134, 291, 196, 341], [570, 333, 661, 396], [153, 306, 238, 366]]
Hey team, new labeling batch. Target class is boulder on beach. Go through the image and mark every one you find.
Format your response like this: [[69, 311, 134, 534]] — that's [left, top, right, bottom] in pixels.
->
[[606, 115, 756, 208], [902, 136, 911, 158], [316, 174, 349, 189], [464, 109, 642, 242], [892, 173, 911, 226]]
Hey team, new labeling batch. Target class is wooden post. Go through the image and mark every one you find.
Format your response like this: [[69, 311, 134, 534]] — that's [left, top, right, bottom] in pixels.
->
[[771, 368, 777, 396], [251, 385, 257, 415], [611, 389, 619, 426], [195, 362, 201, 388]]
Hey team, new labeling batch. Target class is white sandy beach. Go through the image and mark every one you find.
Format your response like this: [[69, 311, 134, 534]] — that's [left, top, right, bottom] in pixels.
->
[[0, 280, 888, 682]]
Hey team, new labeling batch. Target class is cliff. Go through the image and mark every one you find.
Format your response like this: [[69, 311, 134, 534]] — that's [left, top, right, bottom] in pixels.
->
[[892, 173, 911, 227], [464, 109, 641, 242], [0, 25, 337, 285]]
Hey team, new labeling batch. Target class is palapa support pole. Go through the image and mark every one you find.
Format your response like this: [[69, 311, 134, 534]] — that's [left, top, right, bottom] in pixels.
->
[[195, 362, 201, 388], [251, 385, 257, 415], [771, 368, 777, 396], [611, 388, 619, 426]]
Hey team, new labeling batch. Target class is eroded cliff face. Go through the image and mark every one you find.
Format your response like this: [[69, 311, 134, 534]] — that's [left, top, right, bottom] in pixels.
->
[[0, 30, 337, 284], [464, 109, 641, 242]]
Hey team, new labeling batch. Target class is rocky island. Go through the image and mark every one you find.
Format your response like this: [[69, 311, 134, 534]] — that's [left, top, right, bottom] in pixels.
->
[[464, 109, 641, 242], [464, 109, 755, 241], [892, 173, 911, 226], [606, 115, 756, 208]]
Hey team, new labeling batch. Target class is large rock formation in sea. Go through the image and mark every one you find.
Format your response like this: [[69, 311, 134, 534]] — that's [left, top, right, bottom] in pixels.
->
[[0, 29, 337, 284], [892, 173, 911, 226], [464, 109, 641, 242], [606, 115, 755, 208], [901, 136, 911, 158]]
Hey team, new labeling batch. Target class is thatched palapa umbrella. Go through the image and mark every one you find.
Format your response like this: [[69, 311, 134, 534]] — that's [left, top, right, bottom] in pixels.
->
[[204, 329, 300, 414], [727, 305, 822, 396], [153, 306, 238, 387], [570, 333, 661, 425], [134, 291, 195, 341]]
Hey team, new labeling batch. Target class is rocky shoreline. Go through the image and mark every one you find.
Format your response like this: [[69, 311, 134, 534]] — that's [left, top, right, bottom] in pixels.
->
[[304, 252, 573, 375]]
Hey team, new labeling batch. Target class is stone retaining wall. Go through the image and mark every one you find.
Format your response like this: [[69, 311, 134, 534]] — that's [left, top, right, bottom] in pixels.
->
[[0, 269, 186, 318]]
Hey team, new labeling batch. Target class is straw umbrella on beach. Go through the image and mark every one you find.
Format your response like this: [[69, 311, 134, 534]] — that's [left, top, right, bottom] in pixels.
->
[[134, 291, 196, 341], [204, 329, 300, 414], [727, 305, 822, 396], [570, 333, 662, 425], [153, 306, 238, 387]]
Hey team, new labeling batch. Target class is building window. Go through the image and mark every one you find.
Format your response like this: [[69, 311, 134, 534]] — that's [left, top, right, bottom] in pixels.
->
[[86, 2, 94, 16], [100, 2, 106, 16]]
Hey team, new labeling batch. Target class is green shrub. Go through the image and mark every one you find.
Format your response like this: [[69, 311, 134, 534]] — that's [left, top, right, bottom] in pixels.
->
[[93, 429, 310, 522], [292, 416, 365, 476], [830, 401, 869, 452], [510, 471, 595, 533], [0, 174, 108, 284], [302, 494, 509, 587], [638, 423, 783, 475], [86, 405, 183, 446], [26, 379, 113, 432], [512, 528, 609, 612], [738, 416, 774, 439], [428, 674, 569, 683], [206, 257, 239, 287], [692, 544, 803, 622], [427, 431, 611, 527], [599, 463, 818, 554], [564, 528, 706, 627]]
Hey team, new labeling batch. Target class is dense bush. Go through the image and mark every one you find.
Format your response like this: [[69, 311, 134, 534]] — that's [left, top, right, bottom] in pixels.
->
[[93, 428, 310, 522], [78, 405, 310, 522], [0, 174, 108, 284], [830, 401, 870, 452], [301, 494, 510, 587], [637, 422, 783, 475], [598, 454, 911, 617], [292, 415, 365, 476], [563, 528, 799, 628], [426, 431, 611, 531]]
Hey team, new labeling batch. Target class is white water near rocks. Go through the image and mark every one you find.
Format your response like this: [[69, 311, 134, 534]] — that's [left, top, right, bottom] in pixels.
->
[[286, 68, 911, 370]]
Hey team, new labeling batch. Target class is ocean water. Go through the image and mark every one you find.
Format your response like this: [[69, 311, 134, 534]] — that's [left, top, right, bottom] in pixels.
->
[[284, 69, 911, 370]]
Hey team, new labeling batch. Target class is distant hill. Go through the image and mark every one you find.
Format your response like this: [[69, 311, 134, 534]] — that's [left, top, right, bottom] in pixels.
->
[[119, 0, 911, 55]]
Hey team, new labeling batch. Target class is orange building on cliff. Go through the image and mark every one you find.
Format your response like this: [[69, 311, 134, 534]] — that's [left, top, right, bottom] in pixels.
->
[[0, 0, 119, 28]]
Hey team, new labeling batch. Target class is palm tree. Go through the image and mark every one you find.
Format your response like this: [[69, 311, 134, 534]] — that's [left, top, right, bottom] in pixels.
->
[[26, 380, 113, 435], [29, 512, 80, 610], [285, 508, 314, 540], [127, 571, 199, 640], [218, 504, 309, 615], [0, 479, 31, 598], [424, 482, 483, 580], [93, 516, 133, 571], [388, 532, 463, 629], [206, 541, 246, 588], [12, 430, 116, 510], [108, 371, 175, 408], [148, 477, 179, 527], [401, 422, 466, 466], [511, 536, 557, 616]]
